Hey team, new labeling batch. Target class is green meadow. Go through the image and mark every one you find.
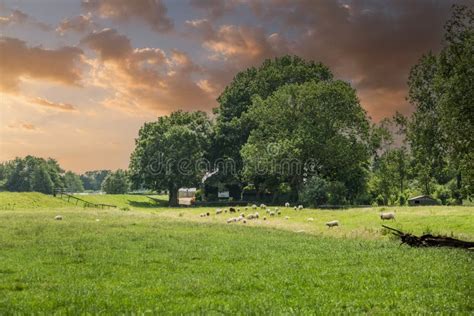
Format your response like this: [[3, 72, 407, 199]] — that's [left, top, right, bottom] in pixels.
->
[[0, 192, 473, 314]]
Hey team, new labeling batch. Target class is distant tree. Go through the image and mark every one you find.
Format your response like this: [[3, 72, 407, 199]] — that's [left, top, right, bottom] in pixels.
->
[[64, 171, 84, 193], [101, 170, 130, 194], [3, 156, 62, 194], [80, 170, 111, 191], [31, 165, 54, 194], [129, 111, 212, 206]]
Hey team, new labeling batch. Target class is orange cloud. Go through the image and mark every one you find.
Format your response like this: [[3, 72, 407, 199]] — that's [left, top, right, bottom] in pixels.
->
[[30, 97, 77, 112], [81, 28, 215, 115], [81, 0, 173, 33], [7, 121, 37, 131], [0, 37, 84, 93]]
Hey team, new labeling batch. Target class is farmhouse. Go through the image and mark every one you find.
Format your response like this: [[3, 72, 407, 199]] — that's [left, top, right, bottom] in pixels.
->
[[408, 195, 438, 206]]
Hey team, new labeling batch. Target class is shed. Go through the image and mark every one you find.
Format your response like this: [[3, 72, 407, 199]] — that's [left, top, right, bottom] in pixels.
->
[[408, 195, 438, 206], [178, 188, 197, 198]]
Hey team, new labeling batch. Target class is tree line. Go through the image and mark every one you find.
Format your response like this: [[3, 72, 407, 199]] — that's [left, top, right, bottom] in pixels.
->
[[0, 157, 129, 195]]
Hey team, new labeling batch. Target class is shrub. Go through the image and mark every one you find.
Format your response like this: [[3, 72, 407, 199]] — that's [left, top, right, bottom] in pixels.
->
[[300, 176, 328, 207]]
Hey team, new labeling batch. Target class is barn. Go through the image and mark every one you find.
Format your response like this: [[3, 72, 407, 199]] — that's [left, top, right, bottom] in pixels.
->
[[408, 195, 439, 206]]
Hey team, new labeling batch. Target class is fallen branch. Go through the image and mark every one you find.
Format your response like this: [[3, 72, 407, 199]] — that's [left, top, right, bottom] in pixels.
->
[[382, 225, 474, 249]]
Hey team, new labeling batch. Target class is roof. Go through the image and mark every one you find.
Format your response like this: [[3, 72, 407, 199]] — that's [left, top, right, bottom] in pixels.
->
[[408, 195, 436, 201]]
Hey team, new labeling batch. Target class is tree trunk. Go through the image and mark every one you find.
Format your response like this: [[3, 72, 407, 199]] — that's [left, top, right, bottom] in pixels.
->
[[456, 172, 463, 205], [168, 184, 179, 207]]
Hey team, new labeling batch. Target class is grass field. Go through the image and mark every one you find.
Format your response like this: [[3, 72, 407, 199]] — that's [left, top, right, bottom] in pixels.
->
[[0, 192, 473, 313]]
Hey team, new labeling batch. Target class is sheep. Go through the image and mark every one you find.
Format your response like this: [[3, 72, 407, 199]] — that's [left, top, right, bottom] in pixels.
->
[[285, 202, 290, 207], [285, 216, 290, 220], [269, 211, 275, 216], [260, 203, 267, 209], [206, 212, 210, 217], [240, 213, 246, 218], [326, 220, 339, 228], [199, 213, 207, 218], [266, 208, 271, 214], [298, 205, 304, 210], [216, 209, 223, 215], [380, 212, 395, 220], [307, 217, 314, 222], [227, 217, 238, 223], [252, 204, 257, 210], [245, 207, 249, 211], [277, 210, 281, 216], [263, 216, 267, 221], [55, 215, 63, 220], [243, 220, 247, 224], [247, 212, 260, 220], [229, 207, 236, 213], [224, 209, 228, 213]]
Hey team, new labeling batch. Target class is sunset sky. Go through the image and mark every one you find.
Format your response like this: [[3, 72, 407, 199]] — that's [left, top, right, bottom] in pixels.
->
[[0, 0, 466, 172]]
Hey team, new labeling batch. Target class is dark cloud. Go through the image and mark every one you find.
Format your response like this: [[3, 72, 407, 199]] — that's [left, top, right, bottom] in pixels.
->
[[81, 0, 173, 33], [0, 37, 84, 93], [246, 0, 470, 120]]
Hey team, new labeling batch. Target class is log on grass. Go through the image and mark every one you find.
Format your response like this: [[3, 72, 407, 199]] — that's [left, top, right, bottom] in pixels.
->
[[382, 225, 474, 249]]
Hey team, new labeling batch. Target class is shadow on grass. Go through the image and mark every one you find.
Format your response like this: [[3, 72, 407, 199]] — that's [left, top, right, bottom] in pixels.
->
[[128, 198, 168, 208]]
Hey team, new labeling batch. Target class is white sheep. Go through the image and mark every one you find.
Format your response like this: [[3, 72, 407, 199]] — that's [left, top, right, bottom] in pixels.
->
[[55, 215, 63, 220], [298, 205, 304, 210], [326, 220, 339, 228], [227, 217, 237, 223], [240, 213, 246, 218], [293, 206, 297, 210], [269, 211, 275, 216], [215, 209, 223, 215], [307, 217, 314, 222], [252, 204, 257, 210], [380, 212, 395, 220], [285, 216, 290, 220], [285, 202, 290, 207], [266, 208, 271, 214], [260, 203, 266, 209]]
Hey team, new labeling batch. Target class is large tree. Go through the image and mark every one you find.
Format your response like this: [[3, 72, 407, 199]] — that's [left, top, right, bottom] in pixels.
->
[[212, 56, 333, 183], [407, 4, 473, 200], [241, 80, 372, 202], [129, 111, 212, 206]]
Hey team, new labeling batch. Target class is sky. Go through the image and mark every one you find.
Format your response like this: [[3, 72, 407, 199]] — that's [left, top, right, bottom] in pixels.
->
[[0, 0, 467, 172]]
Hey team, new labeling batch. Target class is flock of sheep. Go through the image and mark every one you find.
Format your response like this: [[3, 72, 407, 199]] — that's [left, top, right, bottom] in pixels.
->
[[199, 203, 396, 227]]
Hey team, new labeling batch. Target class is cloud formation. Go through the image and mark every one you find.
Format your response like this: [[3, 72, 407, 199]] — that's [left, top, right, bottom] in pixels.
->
[[81, 0, 173, 33], [30, 97, 77, 112], [81, 28, 214, 115], [0, 7, 51, 31], [0, 37, 84, 93], [7, 121, 37, 131], [56, 14, 95, 35]]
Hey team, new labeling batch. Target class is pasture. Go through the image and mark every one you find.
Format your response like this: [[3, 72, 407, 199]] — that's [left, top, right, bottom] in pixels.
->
[[0, 192, 473, 314]]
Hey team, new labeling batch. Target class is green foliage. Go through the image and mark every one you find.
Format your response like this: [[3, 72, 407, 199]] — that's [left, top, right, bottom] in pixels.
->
[[212, 55, 334, 183], [300, 176, 328, 207], [101, 170, 130, 194], [64, 171, 84, 193], [241, 80, 371, 202], [129, 111, 212, 206], [80, 170, 111, 191], [407, 4, 473, 200], [1, 156, 64, 194]]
